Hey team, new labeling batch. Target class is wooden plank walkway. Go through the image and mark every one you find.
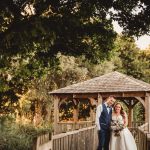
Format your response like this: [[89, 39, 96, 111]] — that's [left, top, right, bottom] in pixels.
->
[[33, 125, 98, 150], [33, 123, 150, 150]]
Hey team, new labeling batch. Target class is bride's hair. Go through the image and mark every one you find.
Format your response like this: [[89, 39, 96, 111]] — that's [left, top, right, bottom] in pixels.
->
[[113, 102, 126, 118], [113, 102, 128, 126]]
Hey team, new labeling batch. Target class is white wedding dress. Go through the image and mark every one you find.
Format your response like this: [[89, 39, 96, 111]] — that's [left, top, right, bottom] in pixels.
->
[[109, 115, 137, 150]]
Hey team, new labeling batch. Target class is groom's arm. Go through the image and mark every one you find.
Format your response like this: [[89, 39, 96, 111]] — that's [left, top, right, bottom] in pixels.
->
[[95, 104, 102, 130]]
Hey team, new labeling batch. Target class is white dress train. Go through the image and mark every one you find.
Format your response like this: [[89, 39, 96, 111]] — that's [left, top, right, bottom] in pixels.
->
[[109, 115, 137, 150]]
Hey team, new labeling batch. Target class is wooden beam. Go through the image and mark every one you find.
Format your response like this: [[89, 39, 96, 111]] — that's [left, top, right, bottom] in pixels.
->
[[122, 100, 129, 107], [58, 98, 68, 108], [145, 93, 150, 132], [128, 100, 133, 127], [73, 93, 98, 99], [51, 91, 147, 99], [89, 97, 97, 106], [97, 93, 102, 105], [89, 98, 97, 122], [72, 98, 79, 122], [54, 96, 60, 134], [122, 92, 146, 97], [132, 100, 139, 108], [135, 97, 145, 108], [89, 106, 94, 122]]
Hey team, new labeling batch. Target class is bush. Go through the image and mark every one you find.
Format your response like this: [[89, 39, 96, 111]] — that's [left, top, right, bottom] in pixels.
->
[[0, 115, 52, 150]]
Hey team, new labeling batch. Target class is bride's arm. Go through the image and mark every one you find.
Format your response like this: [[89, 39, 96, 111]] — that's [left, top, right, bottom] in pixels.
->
[[123, 112, 128, 127]]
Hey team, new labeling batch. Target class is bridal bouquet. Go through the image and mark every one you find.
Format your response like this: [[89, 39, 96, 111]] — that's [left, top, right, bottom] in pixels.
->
[[110, 120, 124, 136]]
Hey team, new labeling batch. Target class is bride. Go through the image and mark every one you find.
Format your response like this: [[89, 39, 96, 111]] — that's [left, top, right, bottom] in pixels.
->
[[109, 102, 137, 150]]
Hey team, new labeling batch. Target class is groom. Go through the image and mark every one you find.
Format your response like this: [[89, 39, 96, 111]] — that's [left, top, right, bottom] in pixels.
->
[[95, 95, 116, 150]]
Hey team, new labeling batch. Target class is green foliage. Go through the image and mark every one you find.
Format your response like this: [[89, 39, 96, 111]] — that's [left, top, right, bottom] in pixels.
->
[[133, 102, 145, 121], [0, 115, 52, 150], [78, 100, 91, 120], [0, 0, 116, 62], [59, 100, 74, 121], [111, 35, 150, 122], [57, 53, 116, 86], [0, 0, 117, 114], [1, 0, 150, 125], [111, 0, 150, 36], [112, 35, 150, 83]]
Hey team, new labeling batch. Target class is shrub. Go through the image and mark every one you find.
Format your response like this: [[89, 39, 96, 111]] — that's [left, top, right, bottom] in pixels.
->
[[0, 115, 52, 150]]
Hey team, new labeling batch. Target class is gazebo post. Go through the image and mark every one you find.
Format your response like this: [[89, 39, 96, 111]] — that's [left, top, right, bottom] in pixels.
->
[[145, 93, 150, 131], [73, 98, 79, 122], [89, 98, 94, 122], [128, 100, 134, 127], [89, 98, 97, 122], [54, 96, 60, 134], [98, 93, 102, 105]]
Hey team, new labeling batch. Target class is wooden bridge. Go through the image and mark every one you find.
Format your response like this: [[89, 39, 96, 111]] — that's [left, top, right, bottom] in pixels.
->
[[33, 122, 150, 150], [34, 71, 150, 150]]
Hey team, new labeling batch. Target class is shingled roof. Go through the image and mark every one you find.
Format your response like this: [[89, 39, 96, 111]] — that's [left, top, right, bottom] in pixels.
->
[[50, 71, 150, 94]]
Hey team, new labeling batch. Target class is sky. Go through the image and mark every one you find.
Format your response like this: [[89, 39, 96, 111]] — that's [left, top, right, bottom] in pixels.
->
[[113, 21, 150, 50]]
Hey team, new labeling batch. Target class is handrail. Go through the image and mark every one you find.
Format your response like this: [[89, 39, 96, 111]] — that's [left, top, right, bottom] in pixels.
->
[[138, 123, 148, 131], [137, 123, 149, 150], [52, 125, 96, 140], [55, 121, 93, 134], [52, 125, 98, 150], [33, 123, 150, 150]]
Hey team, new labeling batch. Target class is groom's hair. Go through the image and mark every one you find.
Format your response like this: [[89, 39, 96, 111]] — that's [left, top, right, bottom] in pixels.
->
[[106, 95, 115, 100]]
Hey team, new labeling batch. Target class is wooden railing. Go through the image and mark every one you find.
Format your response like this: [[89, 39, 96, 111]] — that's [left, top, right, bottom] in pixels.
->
[[33, 122, 150, 150], [33, 125, 98, 150], [33, 133, 52, 150], [52, 125, 98, 150], [129, 123, 150, 150], [131, 121, 145, 128], [55, 121, 93, 134], [136, 123, 150, 150]]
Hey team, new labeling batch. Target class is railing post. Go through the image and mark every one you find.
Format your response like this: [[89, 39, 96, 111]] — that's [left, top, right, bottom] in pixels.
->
[[145, 93, 150, 132], [54, 96, 59, 134], [147, 134, 150, 150], [32, 137, 38, 150]]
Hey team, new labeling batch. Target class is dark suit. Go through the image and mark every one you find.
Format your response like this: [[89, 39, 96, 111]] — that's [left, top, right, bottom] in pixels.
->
[[97, 103, 112, 150]]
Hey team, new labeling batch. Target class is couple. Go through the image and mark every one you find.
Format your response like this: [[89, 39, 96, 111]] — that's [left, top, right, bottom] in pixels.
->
[[95, 96, 137, 150]]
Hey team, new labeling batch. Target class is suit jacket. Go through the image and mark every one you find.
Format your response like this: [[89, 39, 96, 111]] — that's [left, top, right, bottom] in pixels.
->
[[95, 103, 112, 130]]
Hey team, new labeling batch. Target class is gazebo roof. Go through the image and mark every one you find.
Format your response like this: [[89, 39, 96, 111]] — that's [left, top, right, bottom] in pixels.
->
[[50, 71, 150, 94]]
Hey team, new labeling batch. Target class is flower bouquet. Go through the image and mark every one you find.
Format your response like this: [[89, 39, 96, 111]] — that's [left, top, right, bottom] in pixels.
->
[[110, 120, 124, 136]]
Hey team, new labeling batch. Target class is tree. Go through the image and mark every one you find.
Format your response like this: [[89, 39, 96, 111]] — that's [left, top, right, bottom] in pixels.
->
[[0, 0, 116, 110], [111, 35, 150, 122], [112, 35, 150, 83], [112, 35, 140, 75], [1, 0, 150, 120], [1, 0, 150, 61], [111, 0, 150, 36], [0, 0, 116, 63]]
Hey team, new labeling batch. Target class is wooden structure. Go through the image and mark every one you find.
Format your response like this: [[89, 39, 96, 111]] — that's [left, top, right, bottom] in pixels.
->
[[33, 125, 98, 150], [33, 124, 150, 150], [50, 71, 150, 133], [32, 71, 150, 150]]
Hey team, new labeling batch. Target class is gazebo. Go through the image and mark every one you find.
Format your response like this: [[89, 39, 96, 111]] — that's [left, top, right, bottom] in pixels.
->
[[50, 71, 150, 133]]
